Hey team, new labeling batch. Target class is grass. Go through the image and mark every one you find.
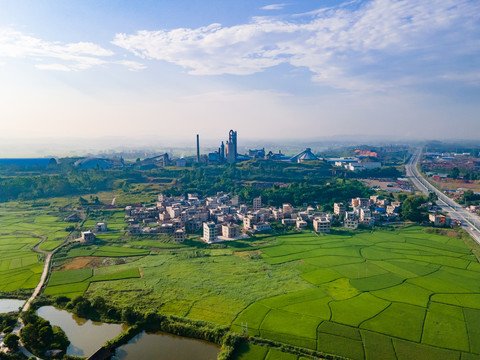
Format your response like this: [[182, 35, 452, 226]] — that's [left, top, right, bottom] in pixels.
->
[[393, 339, 461, 360], [433, 293, 480, 309], [64, 245, 150, 258], [265, 349, 298, 360], [316, 332, 365, 360], [45, 265, 141, 298], [350, 273, 405, 291], [48, 268, 93, 286], [261, 309, 320, 341], [422, 302, 469, 352], [231, 303, 272, 336], [44, 282, 91, 298], [329, 293, 390, 327], [360, 302, 426, 342], [361, 330, 397, 360], [464, 308, 480, 354], [3, 202, 480, 360], [0, 200, 76, 293], [232, 343, 268, 360], [371, 282, 432, 307], [129, 240, 187, 248]]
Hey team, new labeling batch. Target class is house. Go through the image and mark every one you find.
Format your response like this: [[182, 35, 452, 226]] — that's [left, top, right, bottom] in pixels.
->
[[253, 196, 262, 210], [222, 223, 240, 239], [360, 208, 372, 221], [253, 222, 271, 232], [352, 198, 370, 209], [282, 203, 294, 214], [282, 218, 296, 226], [386, 205, 400, 214], [344, 219, 359, 230], [81, 231, 95, 242], [296, 218, 308, 229], [203, 222, 217, 243], [174, 229, 185, 242], [429, 214, 452, 227], [94, 221, 107, 233], [243, 215, 255, 230], [313, 218, 331, 233], [334, 203, 346, 216], [128, 224, 141, 235]]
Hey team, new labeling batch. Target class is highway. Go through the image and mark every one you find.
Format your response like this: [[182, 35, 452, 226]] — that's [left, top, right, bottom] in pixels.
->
[[406, 149, 480, 245]]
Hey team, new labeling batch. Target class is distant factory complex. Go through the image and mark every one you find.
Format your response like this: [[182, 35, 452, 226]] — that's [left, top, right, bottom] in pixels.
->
[[0, 129, 381, 173], [194, 129, 321, 165]]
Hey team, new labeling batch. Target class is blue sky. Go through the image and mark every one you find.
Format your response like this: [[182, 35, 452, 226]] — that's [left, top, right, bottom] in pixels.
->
[[0, 0, 479, 142]]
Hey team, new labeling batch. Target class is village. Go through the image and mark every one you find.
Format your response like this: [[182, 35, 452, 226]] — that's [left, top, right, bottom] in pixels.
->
[[77, 193, 410, 245]]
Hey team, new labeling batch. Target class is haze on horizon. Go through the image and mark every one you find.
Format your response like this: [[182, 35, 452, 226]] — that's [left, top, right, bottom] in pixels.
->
[[1, 0, 479, 143]]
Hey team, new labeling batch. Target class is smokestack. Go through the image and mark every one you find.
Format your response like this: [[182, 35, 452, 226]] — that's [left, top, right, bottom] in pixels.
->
[[196, 134, 200, 163]]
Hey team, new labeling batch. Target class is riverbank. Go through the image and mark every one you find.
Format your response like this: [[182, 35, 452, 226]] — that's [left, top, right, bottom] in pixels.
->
[[30, 295, 344, 360]]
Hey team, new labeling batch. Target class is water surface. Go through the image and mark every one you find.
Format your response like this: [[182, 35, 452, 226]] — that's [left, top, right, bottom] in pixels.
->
[[112, 331, 220, 360], [37, 306, 126, 357], [0, 299, 25, 313]]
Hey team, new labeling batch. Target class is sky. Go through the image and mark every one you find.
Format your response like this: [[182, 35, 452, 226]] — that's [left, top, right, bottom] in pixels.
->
[[0, 0, 480, 148]]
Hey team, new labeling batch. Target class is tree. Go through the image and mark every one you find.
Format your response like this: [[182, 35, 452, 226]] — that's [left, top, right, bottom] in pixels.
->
[[450, 167, 460, 179], [121, 306, 140, 325], [401, 195, 428, 222], [427, 192, 438, 202], [51, 326, 70, 349], [3, 333, 19, 351], [92, 296, 106, 311], [20, 323, 37, 349]]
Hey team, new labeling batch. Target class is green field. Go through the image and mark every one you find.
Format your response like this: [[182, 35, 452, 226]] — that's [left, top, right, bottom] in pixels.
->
[[0, 200, 75, 293], [3, 200, 480, 360], [79, 226, 480, 359], [44, 265, 141, 298]]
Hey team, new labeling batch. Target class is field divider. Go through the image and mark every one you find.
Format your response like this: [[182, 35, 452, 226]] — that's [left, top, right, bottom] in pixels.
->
[[358, 302, 392, 328]]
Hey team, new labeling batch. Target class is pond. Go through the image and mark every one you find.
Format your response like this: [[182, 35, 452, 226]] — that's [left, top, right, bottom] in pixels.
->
[[112, 331, 220, 360], [36, 306, 126, 357], [0, 299, 25, 313]]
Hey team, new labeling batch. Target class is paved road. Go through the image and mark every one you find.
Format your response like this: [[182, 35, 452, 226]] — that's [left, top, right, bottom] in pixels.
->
[[406, 149, 480, 244]]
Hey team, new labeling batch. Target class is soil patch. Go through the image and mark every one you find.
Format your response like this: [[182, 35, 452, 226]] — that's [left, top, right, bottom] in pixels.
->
[[56, 257, 105, 271]]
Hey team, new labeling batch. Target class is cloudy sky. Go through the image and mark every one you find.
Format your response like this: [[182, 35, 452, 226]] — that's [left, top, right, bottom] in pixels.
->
[[0, 0, 479, 143]]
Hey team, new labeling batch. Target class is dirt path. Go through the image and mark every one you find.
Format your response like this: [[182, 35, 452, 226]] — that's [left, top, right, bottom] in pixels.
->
[[0, 236, 74, 359]]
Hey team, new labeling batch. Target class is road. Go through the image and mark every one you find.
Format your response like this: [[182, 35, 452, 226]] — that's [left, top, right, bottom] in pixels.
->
[[22, 252, 52, 312], [406, 149, 480, 244]]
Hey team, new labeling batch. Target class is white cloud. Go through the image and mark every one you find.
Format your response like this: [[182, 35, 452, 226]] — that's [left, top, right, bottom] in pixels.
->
[[0, 28, 114, 70], [440, 72, 480, 86], [115, 60, 147, 71], [261, 4, 287, 10], [0, 28, 145, 71], [35, 63, 71, 71], [112, 0, 480, 90]]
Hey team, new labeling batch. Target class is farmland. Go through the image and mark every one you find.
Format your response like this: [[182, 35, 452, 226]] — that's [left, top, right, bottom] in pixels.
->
[[44, 265, 142, 299], [0, 199, 75, 294], [70, 226, 480, 360], [2, 196, 480, 360]]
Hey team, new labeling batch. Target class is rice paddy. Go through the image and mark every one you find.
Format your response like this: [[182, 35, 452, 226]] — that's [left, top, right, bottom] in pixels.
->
[[0, 200, 75, 293], [228, 227, 480, 359], [2, 198, 480, 360], [69, 225, 480, 359]]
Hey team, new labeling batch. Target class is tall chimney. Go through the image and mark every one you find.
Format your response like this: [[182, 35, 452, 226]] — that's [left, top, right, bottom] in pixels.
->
[[196, 134, 200, 163]]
